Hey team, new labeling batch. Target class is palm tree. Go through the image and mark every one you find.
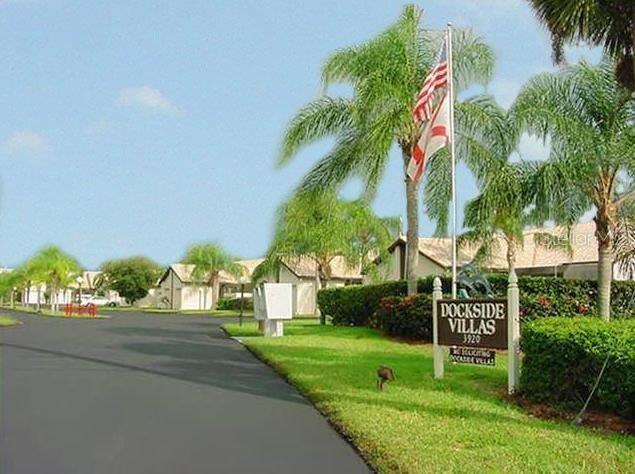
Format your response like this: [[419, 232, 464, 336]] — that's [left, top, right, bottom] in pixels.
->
[[26, 246, 82, 313], [455, 99, 547, 273], [527, 0, 635, 90], [511, 59, 635, 320], [461, 171, 534, 274], [181, 243, 242, 309], [255, 191, 398, 321], [0, 270, 23, 307], [279, 5, 495, 295]]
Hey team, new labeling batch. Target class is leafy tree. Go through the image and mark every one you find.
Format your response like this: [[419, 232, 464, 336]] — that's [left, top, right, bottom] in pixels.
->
[[0, 270, 23, 307], [181, 243, 241, 308], [456, 99, 546, 273], [527, 0, 635, 90], [26, 246, 82, 312], [461, 164, 536, 273], [278, 5, 495, 295], [255, 191, 398, 321], [511, 59, 635, 319], [99, 257, 162, 305]]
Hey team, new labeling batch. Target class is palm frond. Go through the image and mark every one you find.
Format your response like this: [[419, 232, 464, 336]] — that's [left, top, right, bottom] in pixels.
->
[[279, 97, 353, 164]]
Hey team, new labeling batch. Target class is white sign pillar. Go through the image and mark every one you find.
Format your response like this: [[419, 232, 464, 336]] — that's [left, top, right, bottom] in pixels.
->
[[432, 277, 444, 379], [507, 270, 521, 394]]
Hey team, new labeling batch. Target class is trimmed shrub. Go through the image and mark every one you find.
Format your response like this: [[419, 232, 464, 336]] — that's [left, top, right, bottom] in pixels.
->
[[375, 294, 433, 341], [217, 297, 253, 311], [318, 277, 452, 326], [520, 317, 635, 417], [318, 275, 635, 326]]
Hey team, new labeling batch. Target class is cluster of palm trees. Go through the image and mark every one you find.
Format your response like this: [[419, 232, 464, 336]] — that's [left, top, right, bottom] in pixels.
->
[[254, 190, 399, 286], [0, 246, 82, 312], [276, 4, 635, 320]]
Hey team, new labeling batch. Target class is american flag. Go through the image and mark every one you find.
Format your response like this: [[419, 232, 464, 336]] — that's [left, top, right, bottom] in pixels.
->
[[412, 40, 448, 123], [407, 93, 450, 182]]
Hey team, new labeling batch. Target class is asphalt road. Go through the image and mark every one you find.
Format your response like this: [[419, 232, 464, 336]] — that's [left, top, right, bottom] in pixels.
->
[[0, 311, 369, 474]]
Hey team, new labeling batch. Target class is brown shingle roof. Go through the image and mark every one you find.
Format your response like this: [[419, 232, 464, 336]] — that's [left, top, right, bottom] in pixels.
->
[[495, 221, 598, 269], [394, 221, 601, 270]]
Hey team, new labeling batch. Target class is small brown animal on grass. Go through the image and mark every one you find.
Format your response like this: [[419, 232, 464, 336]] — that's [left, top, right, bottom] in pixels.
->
[[377, 365, 395, 391]]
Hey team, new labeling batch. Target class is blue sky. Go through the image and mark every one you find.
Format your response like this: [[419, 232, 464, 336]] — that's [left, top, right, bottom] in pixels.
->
[[0, 0, 599, 269]]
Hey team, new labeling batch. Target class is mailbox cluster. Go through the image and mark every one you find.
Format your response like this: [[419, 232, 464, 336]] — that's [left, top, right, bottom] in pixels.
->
[[253, 283, 294, 337]]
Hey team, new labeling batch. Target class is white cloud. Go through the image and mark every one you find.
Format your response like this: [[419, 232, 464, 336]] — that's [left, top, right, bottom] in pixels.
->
[[116, 86, 180, 114], [4, 131, 50, 155]]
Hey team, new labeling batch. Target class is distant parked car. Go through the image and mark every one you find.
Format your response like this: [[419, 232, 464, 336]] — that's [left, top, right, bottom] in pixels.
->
[[80, 295, 118, 307]]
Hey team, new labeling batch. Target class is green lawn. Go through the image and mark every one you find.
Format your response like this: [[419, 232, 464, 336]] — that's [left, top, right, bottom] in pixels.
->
[[223, 320, 634, 473], [0, 315, 21, 327]]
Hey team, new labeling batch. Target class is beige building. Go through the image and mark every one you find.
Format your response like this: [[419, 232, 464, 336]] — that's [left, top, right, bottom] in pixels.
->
[[153, 259, 264, 310], [372, 237, 475, 282], [377, 222, 633, 281], [255, 256, 364, 315]]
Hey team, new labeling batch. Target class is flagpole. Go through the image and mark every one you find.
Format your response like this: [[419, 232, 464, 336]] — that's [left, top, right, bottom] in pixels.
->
[[447, 23, 457, 299]]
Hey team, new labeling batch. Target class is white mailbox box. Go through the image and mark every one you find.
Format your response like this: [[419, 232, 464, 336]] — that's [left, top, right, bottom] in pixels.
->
[[258, 283, 293, 337]]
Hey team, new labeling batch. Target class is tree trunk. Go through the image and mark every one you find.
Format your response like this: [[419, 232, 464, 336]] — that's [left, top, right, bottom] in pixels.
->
[[403, 148, 420, 296], [211, 277, 219, 309], [506, 238, 517, 274], [596, 217, 613, 321], [316, 267, 327, 324]]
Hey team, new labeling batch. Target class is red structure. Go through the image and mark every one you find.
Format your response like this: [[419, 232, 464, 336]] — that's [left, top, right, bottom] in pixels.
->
[[64, 303, 97, 317]]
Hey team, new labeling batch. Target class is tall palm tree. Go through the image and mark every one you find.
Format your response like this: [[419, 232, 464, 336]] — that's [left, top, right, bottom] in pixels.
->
[[182, 243, 241, 309], [462, 168, 537, 274], [279, 5, 495, 295], [527, 0, 635, 90], [512, 59, 635, 320], [27, 246, 82, 313], [456, 99, 547, 273], [255, 191, 398, 321]]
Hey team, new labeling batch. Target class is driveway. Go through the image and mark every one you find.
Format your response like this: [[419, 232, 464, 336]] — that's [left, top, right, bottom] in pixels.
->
[[0, 311, 368, 474]]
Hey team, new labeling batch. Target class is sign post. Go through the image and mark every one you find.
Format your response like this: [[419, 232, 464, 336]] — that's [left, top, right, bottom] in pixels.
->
[[432, 277, 444, 379], [507, 270, 520, 394], [433, 271, 521, 390]]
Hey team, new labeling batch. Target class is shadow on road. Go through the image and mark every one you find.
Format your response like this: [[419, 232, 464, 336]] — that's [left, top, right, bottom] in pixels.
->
[[0, 319, 305, 404]]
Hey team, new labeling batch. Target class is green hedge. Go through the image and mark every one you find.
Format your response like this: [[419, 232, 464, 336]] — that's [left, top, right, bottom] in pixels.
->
[[318, 277, 452, 326], [520, 317, 635, 417], [217, 297, 253, 311], [318, 276, 635, 326], [374, 295, 433, 341]]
